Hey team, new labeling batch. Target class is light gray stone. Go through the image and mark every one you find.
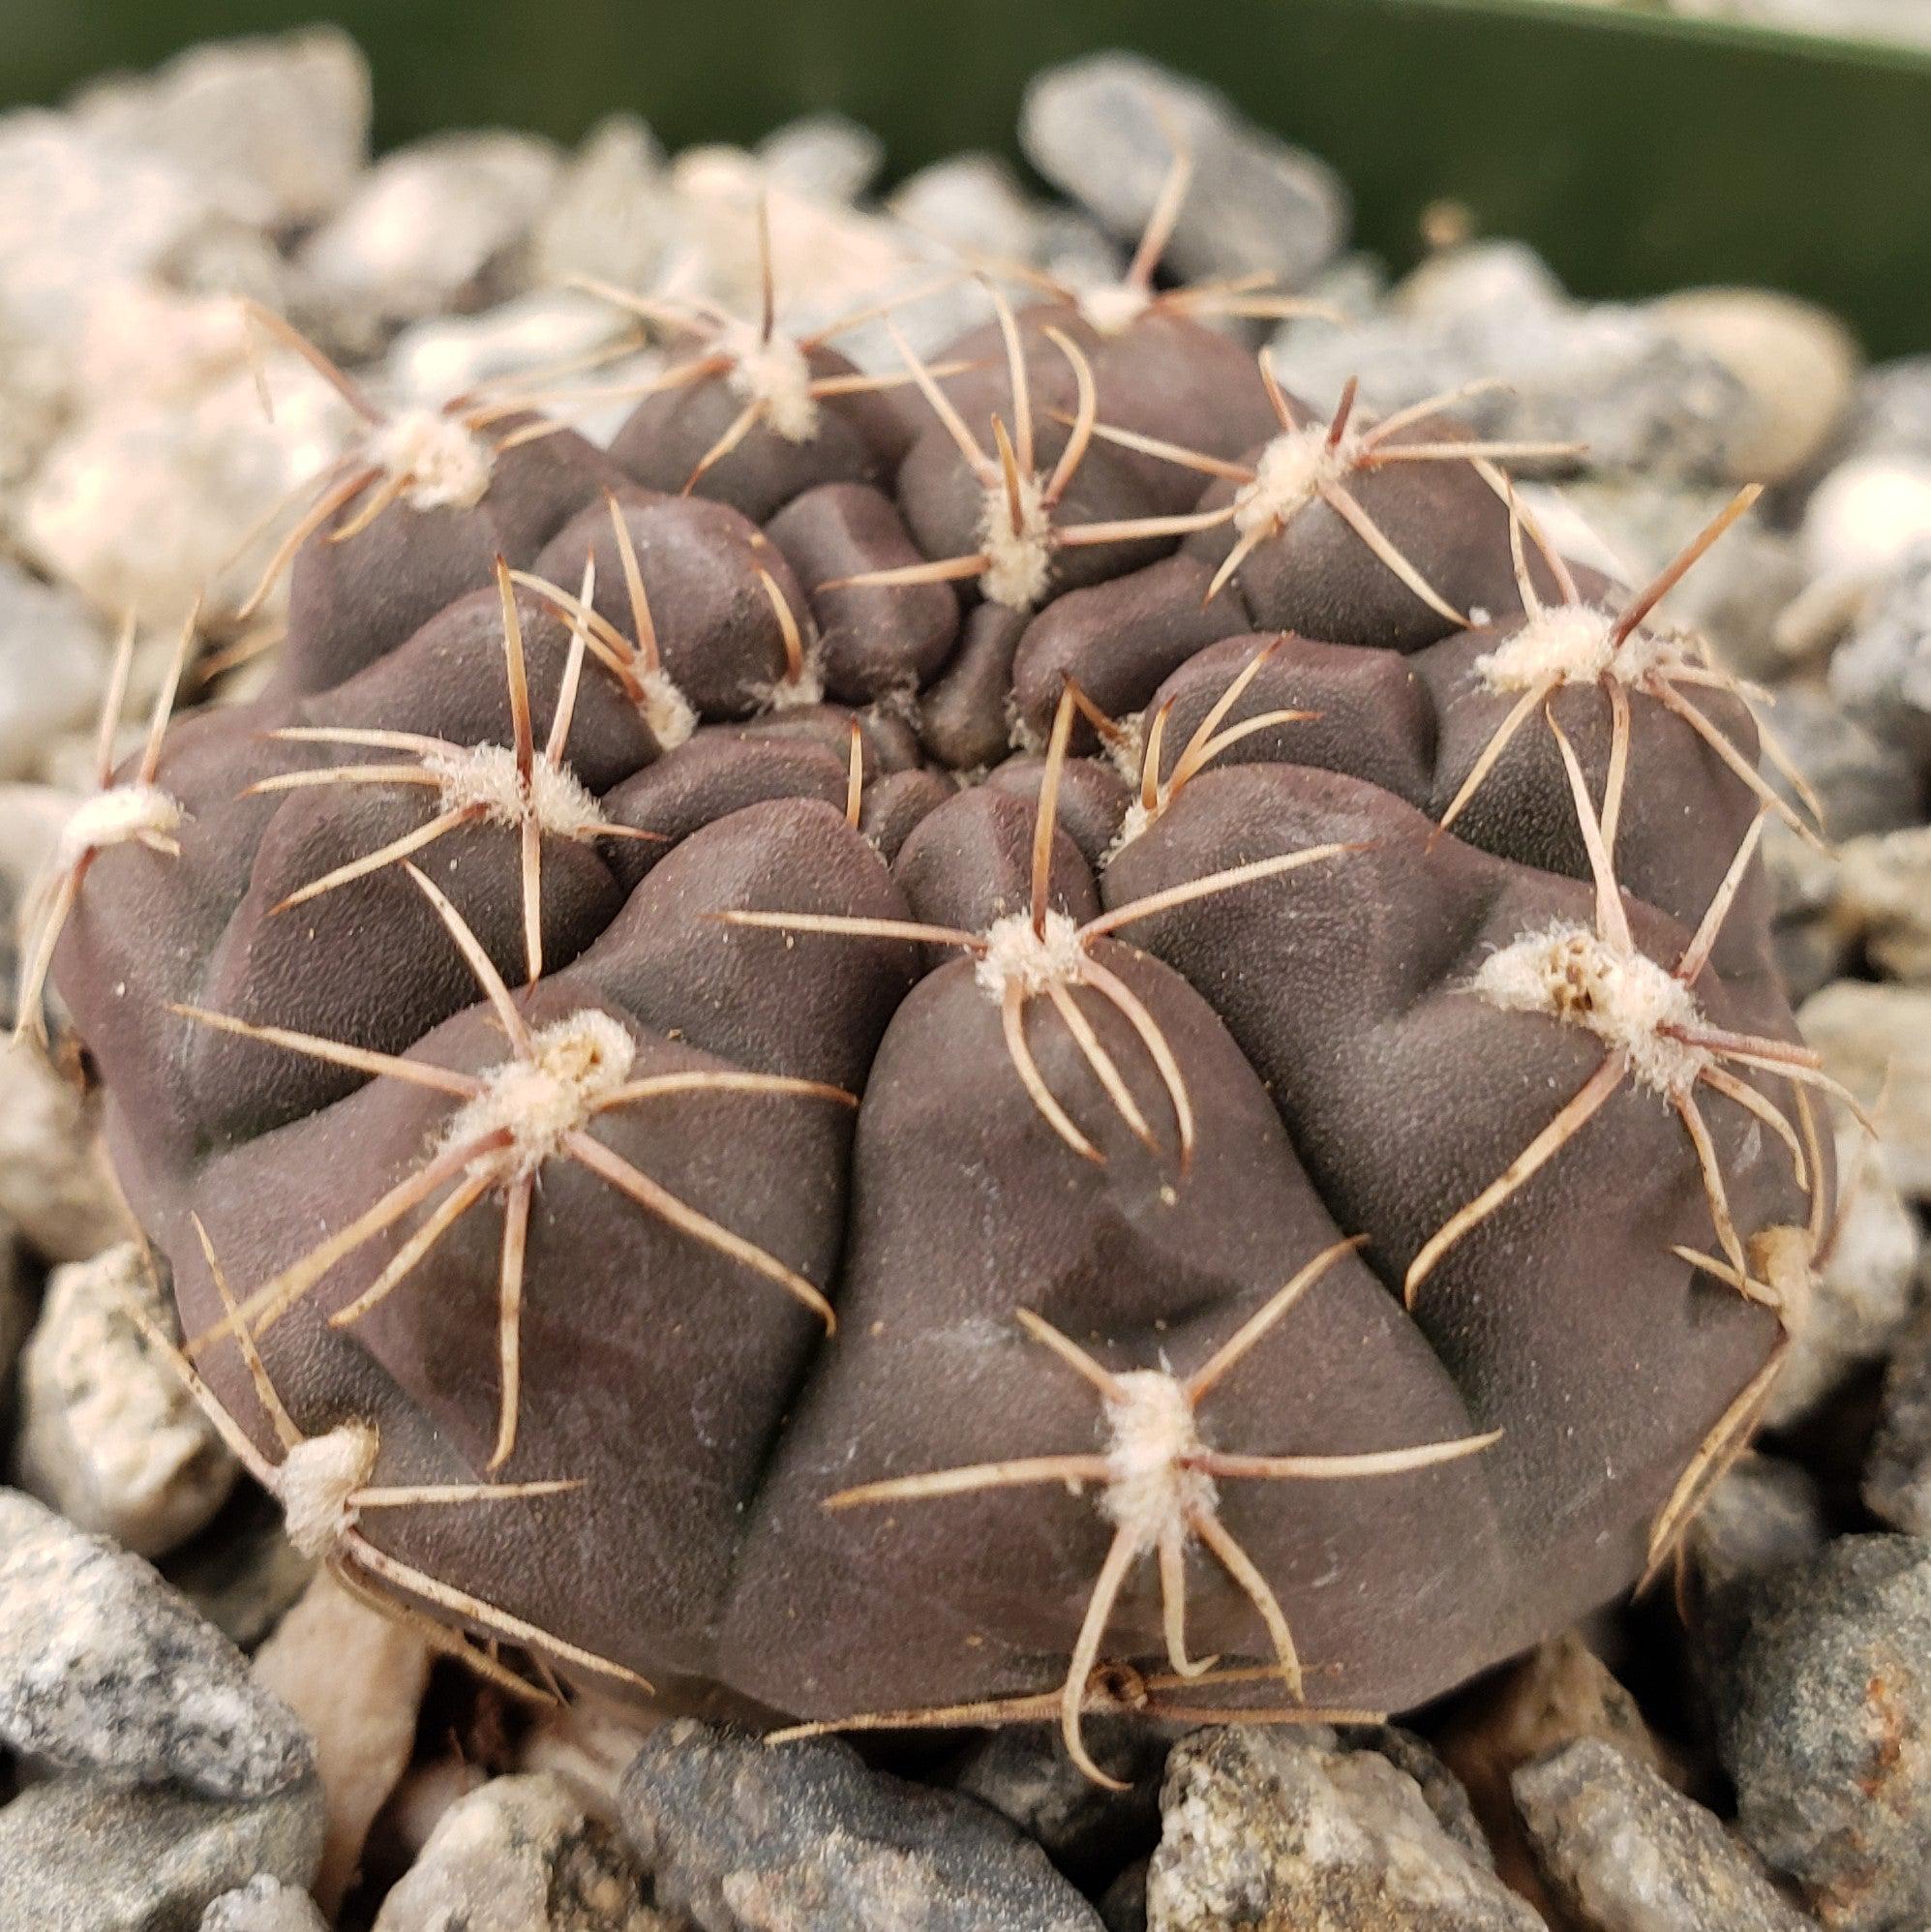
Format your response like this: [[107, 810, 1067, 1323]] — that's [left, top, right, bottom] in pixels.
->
[[1798, 981, 1931, 1198], [0, 1034, 129, 1260], [376, 1773, 666, 1931], [1514, 1737, 1816, 1932], [0, 558, 108, 782], [756, 114, 885, 205], [620, 1721, 1101, 1931], [0, 1771, 322, 1932], [15, 1240, 238, 1557], [199, 1875, 329, 1932], [1021, 52, 1347, 289], [890, 153, 1044, 261], [529, 116, 673, 293], [1145, 1725, 1543, 1931], [21, 362, 349, 626], [0, 1487, 313, 1799], [71, 29, 371, 231], [298, 131, 563, 327]]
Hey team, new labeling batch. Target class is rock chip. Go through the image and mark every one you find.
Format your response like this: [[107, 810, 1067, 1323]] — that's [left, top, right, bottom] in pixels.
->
[[71, 29, 371, 231], [0, 1487, 313, 1798], [1021, 52, 1347, 289], [1514, 1737, 1816, 1932], [1144, 1724, 1543, 1930], [15, 1239, 238, 1556], [756, 114, 885, 205], [297, 132, 563, 329], [375, 1773, 669, 1931], [0, 1771, 322, 1932], [200, 1875, 331, 1931], [1864, 1295, 1931, 1534], [21, 362, 348, 625], [619, 1720, 1101, 1931], [1799, 981, 1931, 1199], [890, 153, 1045, 262], [528, 116, 673, 293], [0, 1035, 129, 1260], [1683, 1452, 1830, 1611], [1275, 241, 1749, 482], [254, 1568, 433, 1912], [1714, 1535, 1931, 1930]]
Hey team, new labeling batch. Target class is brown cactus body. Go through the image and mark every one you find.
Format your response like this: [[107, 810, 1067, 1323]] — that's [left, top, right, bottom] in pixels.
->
[[40, 233, 1848, 1779]]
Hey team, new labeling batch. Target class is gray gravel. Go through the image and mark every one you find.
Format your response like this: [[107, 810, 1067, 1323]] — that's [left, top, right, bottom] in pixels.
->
[[619, 1722, 1101, 1932], [0, 1487, 313, 1799]]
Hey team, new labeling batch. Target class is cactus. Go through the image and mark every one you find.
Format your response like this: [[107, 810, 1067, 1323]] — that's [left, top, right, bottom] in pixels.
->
[[32, 168, 1860, 1784]]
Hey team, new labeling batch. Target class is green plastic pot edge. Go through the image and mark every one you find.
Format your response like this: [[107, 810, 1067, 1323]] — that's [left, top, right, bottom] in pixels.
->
[[3, 0, 1927, 354]]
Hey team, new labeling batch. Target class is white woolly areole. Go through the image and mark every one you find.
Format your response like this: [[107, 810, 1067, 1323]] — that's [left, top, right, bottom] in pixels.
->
[[750, 659, 826, 713], [1100, 1371, 1217, 1552], [722, 324, 819, 443], [1232, 425, 1357, 539], [366, 408, 495, 513], [979, 473, 1055, 609], [1105, 799, 1154, 865], [276, 1421, 379, 1557], [1470, 602, 1677, 698], [1472, 921, 1706, 1096], [640, 671, 698, 750], [1072, 281, 1155, 337], [440, 1010, 638, 1181], [974, 908, 1087, 1001], [419, 743, 608, 839], [58, 784, 183, 864]]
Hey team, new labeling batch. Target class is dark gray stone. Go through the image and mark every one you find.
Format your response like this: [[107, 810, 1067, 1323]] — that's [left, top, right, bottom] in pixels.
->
[[1515, 1738, 1815, 1932], [1715, 1535, 1931, 1930], [945, 1721, 1164, 1888], [0, 1488, 313, 1799], [0, 1771, 323, 1932], [619, 1721, 1101, 1931]]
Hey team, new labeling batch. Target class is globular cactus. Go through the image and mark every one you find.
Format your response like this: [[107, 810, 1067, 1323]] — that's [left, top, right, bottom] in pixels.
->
[[33, 167, 1863, 1784]]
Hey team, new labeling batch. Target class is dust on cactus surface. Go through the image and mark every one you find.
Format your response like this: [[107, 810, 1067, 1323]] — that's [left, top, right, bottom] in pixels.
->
[[2, 27, 1929, 1932]]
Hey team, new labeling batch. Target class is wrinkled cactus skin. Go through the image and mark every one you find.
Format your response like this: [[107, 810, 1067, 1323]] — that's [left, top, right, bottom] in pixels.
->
[[50, 286, 1822, 1750]]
